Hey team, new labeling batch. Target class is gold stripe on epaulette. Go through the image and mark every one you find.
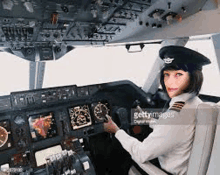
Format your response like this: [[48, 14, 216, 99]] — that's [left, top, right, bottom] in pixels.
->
[[172, 104, 184, 109], [170, 101, 185, 112], [173, 102, 185, 104], [170, 107, 181, 112]]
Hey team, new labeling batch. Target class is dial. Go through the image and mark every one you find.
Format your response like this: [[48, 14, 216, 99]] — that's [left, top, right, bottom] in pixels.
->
[[76, 114, 87, 125], [0, 126, 8, 148], [69, 105, 92, 130], [93, 102, 109, 121]]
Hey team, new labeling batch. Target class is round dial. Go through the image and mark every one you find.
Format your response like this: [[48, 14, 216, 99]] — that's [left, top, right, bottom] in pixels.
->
[[76, 114, 87, 125], [94, 103, 109, 121], [69, 105, 92, 129], [0, 126, 8, 148]]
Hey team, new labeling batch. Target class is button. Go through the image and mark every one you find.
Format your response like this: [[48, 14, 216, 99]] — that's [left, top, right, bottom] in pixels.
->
[[83, 161, 90, 170], [71, 169, 76, 174], [65, 169, 71, 175]]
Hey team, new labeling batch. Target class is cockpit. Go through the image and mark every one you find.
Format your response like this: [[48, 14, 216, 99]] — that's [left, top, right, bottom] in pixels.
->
[[0, 38, 220, 175], [0, 0, 220, 174]]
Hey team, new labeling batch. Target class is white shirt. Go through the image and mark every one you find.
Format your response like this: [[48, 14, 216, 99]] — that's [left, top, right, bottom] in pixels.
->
[[115, 93, 203, 175]]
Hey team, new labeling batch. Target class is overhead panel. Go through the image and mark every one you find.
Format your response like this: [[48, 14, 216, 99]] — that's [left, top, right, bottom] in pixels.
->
[[0, 0, 150, 61], [0, 0, 208, 61]]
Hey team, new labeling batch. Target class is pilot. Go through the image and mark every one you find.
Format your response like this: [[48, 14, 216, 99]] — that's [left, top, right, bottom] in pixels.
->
[[103, 45, 211, 175]]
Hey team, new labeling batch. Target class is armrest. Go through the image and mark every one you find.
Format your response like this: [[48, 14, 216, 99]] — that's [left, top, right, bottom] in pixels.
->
[[129, 162, 168, 175]]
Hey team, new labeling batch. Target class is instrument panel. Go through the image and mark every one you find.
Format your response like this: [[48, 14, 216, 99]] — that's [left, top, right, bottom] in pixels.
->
[[0, 80, 152, 174]]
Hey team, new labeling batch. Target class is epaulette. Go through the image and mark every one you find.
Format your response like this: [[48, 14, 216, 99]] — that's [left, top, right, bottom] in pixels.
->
[[169, 101, 185, 112]]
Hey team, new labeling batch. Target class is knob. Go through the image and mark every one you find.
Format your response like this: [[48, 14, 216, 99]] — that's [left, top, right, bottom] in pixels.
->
[[53, 33, 59, 38], [45, 33, 50, 38], [18, 140, 26, 148], [16, 128, 24, 137]]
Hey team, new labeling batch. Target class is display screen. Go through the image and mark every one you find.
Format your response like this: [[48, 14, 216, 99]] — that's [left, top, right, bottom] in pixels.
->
[[28, 112, 57, 142], [68, 105, 92, 130]]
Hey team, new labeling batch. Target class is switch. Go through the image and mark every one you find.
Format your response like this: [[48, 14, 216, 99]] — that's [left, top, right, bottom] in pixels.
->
[[71, 169, 76, 174], [152, 23, 157, 28], [168, 2, 171, 10], [181, 7, 186, 13], [79, 138, 83, 143], [83, 161, 90, 170], [157, 24, 162, 28]]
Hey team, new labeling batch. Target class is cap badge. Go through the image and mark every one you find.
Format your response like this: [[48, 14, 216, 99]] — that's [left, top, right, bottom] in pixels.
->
[[164, 57, 174, 64]]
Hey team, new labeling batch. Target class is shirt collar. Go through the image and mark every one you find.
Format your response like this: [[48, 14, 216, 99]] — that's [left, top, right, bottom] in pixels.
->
[[169, 93, 196, 107]]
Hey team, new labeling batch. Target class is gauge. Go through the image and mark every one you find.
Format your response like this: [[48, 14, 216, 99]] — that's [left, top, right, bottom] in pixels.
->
[[93, 102, 109, 122], [76, 114, 87, 125], [69, 105, 92, 130], [0, 126, 8, 148]]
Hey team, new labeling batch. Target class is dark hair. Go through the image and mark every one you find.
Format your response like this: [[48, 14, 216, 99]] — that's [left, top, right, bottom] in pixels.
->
[[160, 63, 203, 96]]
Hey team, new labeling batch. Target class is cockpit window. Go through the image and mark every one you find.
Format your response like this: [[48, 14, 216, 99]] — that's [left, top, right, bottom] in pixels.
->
[[0, 52, 29, 96], [0, 39, 219, 97], [43, 44, 161, 88]]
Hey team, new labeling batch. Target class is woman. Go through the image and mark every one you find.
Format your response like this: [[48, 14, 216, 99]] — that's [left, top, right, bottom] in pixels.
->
[[103, 45, 211, 175]]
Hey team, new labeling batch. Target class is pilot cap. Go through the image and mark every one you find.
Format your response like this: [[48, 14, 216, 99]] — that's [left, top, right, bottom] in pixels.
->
[[159, 46, 211, 70]]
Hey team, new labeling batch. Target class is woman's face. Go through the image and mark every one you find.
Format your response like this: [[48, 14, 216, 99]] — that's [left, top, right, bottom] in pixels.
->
[[163, 69, 190, 98]]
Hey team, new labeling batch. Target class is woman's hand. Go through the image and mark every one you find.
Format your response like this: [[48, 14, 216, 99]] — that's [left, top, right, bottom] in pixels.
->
[[103, 115, 120, 133]]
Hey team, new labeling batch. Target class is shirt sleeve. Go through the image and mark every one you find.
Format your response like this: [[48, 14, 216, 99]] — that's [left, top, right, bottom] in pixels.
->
[[115, 124, 185, 164]]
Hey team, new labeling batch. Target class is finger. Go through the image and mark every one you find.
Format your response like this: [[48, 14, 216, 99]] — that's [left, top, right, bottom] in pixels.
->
[[104, 114, 110, 122]]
